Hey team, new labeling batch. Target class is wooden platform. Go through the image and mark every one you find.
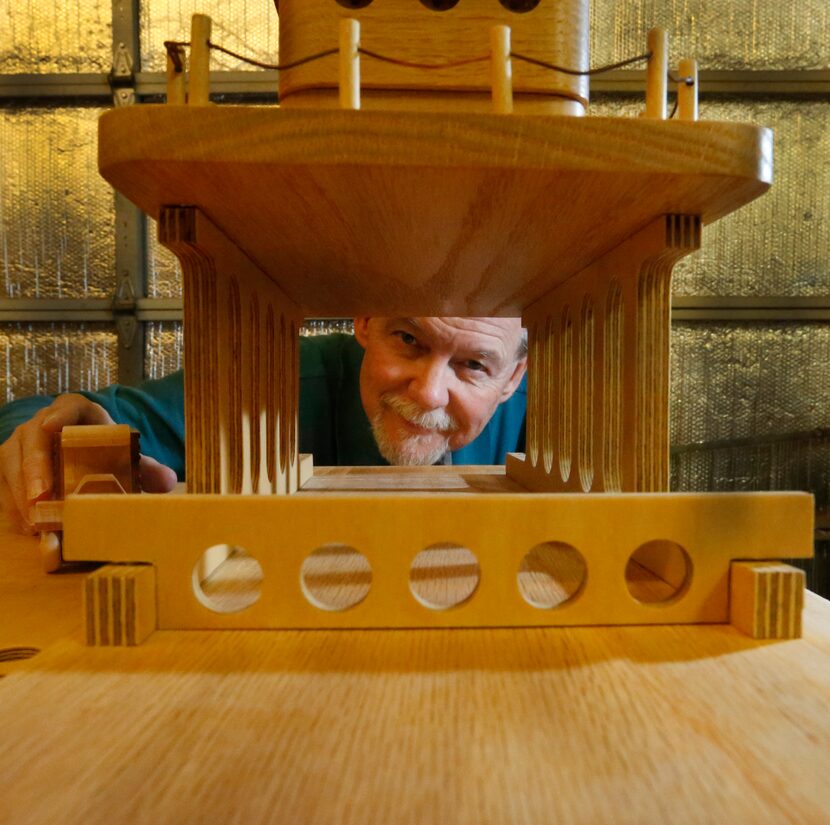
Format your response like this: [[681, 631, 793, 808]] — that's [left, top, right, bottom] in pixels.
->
[[56, 466, 813, 631], [1, 515, 829, 823], [98, 107, 771, 315]]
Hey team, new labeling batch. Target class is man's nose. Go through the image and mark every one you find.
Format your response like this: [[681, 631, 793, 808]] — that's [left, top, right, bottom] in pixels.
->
[[408, 358, 450, 410]]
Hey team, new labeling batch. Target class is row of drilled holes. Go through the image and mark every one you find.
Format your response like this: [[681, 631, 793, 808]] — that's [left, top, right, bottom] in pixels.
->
[[193, 540, 692, 615]]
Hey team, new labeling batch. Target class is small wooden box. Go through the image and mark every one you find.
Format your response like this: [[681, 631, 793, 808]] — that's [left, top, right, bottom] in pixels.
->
[[277, 0, 589, 114]]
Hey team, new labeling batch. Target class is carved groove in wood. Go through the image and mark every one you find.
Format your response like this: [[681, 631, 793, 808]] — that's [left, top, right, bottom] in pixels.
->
[[508, 215, 701, 493], [159, 207, 306, 495]]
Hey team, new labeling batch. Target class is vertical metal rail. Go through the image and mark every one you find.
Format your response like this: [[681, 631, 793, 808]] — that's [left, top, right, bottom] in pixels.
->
[[111, 0, 147, 386]]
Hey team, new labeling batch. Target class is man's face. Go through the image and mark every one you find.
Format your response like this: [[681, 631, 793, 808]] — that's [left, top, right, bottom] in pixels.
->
[[354, 317, 527, 465]]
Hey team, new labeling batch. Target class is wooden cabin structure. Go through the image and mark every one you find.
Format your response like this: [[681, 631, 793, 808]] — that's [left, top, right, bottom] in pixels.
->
[[36, 0, 813, 643]]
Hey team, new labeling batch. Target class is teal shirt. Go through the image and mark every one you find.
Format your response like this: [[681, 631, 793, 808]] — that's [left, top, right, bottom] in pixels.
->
[[0, 334, 526, 476]]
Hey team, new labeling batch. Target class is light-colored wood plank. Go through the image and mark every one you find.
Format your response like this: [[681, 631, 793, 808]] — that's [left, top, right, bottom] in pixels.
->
[[98, 106, 771, 316], [61, 489, 813, 630]]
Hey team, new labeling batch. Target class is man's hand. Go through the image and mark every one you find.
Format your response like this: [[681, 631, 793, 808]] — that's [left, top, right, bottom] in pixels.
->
[[0, 394, 177, 534]]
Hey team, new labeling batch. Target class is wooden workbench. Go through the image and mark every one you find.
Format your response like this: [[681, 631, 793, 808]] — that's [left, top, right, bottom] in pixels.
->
[[1, 511, 829, 824]]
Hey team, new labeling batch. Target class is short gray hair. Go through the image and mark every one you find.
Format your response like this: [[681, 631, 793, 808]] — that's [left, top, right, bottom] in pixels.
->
[[516, 328, 528, 361]]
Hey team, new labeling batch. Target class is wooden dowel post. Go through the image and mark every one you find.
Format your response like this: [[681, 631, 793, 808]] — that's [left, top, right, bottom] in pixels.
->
[[490, 25, 513, 115], [189, 14, 212, 107], [339, 18, 361, 111], [645, 27, 668, 120], [677, 58, 699, 122], [166, 45, 186, 105]]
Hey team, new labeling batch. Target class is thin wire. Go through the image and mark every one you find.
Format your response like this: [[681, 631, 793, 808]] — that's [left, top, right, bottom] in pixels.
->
[[358, 48, 489, 70], [164, 39, 656, 79], [510, 51, 652, 76], [163, 40, 338, 73], [669, 98, 679, 119], [209, 41, 338, 71]]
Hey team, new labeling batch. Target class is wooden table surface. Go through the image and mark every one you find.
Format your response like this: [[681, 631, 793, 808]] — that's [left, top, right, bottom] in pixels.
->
[[1, 514, 829, 825]]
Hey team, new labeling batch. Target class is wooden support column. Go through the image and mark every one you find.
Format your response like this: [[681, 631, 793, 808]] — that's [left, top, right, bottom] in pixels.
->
[[507, 214, 701, 493], [339, 18, 361, 110], [677, 58, 699, 122], [166, 45, 186, 105], [189, 14, 212, 106], [490, 25, 513, 114], [159, 207, 307, 495], [645, 27, 668, 120]]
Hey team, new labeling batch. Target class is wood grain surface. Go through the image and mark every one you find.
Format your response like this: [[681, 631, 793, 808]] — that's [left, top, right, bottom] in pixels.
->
[[98, 106, 771, 315], [1, 517, 829, 823], [278, 0, 589, 107], [59, 484, 813, 630]]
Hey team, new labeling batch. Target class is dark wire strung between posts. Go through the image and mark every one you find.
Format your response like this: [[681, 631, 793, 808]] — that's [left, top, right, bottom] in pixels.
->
[[163, 39, 676, 82]]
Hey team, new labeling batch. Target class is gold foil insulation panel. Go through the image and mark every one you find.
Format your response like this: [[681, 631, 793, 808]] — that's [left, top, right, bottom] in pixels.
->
[[0, 323, 118, 403], [590, 0, 830, 71], [0, 106, 114, 299], [591, 97, 830, 297], [0, 0, 112, 73], [140, 0, 279, 73]]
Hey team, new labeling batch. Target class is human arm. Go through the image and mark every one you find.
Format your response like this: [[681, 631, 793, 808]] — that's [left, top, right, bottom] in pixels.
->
[[0, 371, 185, 534]]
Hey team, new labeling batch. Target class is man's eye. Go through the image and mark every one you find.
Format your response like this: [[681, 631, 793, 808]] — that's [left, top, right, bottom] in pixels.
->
[[463, 360, 486, 373], [395, 331, 418, 346]]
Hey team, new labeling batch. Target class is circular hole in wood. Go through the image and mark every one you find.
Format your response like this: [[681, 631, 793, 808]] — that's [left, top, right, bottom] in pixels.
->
[[192, 544, 263, 614], [409, 543, 480, 610], [518, 542, 587, 609], [300, 544, 372, 611], [625, 540, 692, 605]]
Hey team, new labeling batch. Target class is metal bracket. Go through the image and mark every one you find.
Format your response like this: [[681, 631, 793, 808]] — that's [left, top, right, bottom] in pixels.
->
[[113, 271, 137, 311], [113, 272, 138, 348], [109, 42, 136, 107], [111, 42, 134, 80], [115, 316, 139, 349]]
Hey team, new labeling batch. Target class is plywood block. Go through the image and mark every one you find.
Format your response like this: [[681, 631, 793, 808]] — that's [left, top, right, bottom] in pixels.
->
[[83, 565, 157, 646], [62, 486, 813, 631], [730, 562, 805, 639]]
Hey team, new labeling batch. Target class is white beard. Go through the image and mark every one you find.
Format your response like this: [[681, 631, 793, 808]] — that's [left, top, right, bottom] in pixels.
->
[[371, 393, 458, 466]]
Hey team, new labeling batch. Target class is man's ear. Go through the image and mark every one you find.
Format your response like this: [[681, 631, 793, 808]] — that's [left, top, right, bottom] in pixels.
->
[[499, 357, 528, 403], [353, 317, 371, 349]]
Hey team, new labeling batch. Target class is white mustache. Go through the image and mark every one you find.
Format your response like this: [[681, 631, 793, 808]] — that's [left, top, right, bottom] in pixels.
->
[[380, 393, 458, 433]]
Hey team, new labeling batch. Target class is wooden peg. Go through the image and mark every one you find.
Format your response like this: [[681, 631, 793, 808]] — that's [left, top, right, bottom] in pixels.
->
[[166, 44, 186, 105], [189, 14, 212, 106], [677, 58, 698, 122], [339, 18, 361, 111], [490, 25, 513, 115], [645, 28, 668, 120]]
